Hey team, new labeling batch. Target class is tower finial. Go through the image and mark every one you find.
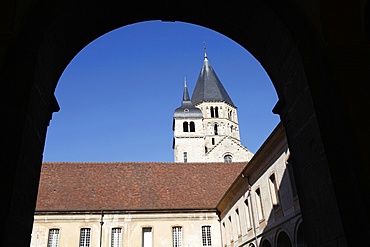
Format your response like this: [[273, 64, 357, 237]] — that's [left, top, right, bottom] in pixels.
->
[[203, 41, 207, 58], [182, 77, 190, 102]]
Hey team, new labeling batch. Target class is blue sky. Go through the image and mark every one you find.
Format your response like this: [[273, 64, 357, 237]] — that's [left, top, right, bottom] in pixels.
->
[[43, 20, 280, 162]]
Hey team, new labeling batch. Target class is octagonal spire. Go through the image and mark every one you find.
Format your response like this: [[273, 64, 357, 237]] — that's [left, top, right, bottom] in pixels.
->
[[191, 53, 234, 107]]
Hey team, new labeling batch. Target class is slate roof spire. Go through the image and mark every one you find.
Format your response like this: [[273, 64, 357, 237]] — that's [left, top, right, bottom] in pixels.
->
[[174, 77, 203, 118], [183, 77, 190, 101], [191, 49, 235, 107]]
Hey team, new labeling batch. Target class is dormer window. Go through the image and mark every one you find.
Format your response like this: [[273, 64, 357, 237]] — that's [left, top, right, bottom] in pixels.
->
[[184, 108, 189, 112]]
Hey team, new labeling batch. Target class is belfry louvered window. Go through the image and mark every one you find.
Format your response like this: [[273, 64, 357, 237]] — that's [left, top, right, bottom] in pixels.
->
[[183, 121, 189, 132], [79, 228, 91, 247], [202, 226, 212, 246], [189, 121, 195, 132], [172, 226, 182, 247], [210, 106, 219, 118], [47, 229, 59, 247]]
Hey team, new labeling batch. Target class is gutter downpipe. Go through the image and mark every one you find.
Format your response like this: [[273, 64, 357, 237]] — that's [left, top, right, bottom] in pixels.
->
[[99, 210, 104, 247], [247, 176, 258, 247]]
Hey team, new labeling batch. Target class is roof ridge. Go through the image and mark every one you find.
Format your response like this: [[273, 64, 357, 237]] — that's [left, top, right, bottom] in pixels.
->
[[42, 161, 181, 165], [42, 161, 248, 165]]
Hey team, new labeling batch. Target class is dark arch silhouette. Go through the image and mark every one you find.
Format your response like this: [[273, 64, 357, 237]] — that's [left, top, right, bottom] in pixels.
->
[[183, 121, 189, 132], [189, 121, 195, 132], [261, 239, 272, 247], [0, 0, 369, 246], [296, 222, 307, 247], [277, 231, 292, 247]]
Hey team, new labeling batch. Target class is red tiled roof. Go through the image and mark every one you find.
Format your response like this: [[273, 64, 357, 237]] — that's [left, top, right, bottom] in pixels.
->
[[36, 162, 247, 212]]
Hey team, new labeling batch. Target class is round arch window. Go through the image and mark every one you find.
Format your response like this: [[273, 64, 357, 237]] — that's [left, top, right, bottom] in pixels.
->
[[224, 155, 233, 163]]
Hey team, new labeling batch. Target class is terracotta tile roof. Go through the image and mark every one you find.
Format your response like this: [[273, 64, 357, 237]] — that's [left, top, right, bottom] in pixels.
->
[[36, 162, 247, 212]]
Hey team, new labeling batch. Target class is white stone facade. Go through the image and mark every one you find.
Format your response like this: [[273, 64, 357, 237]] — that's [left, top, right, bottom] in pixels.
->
[[217, 124, 305, 247], [173, 117, 205, 162], [173, 100, 253, 163], [31, 211, 222, 247]]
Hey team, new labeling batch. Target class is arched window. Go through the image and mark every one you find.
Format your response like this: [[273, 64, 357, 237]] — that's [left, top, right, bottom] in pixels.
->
[[224, 155, 232, 163], [190, 121, 195, 132], [215, 107, 219, 118], [214, 124, 218, 135], [212, 138, 215, 145], [183, 121, 188, 132], [210, 106, 214, 118]]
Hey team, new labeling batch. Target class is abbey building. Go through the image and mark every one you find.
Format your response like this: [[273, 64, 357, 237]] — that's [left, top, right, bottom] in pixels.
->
[[173, 53, 253, 163], [31, 53, 305, 247]]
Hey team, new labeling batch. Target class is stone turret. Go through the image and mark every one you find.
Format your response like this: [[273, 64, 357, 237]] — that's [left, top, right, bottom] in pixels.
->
[[173, 79, 205, 162]]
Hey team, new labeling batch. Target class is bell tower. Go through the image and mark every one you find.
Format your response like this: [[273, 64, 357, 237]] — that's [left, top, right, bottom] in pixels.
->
[[191, 52, 242, 153], [173, 49, 253, 163], [173, 79, 205, 162]]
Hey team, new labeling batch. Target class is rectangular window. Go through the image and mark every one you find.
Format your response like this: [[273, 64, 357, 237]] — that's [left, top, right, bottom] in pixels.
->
[[79, 228, 91, 247], [228, 216, 233, 242], [269, 173, 280, 206], [201, 226, 212, 246], [235, 208, 241, 236], [47, 229, 59, 247], [142, 228, 152, 247], [183, 152, 187, 163], [172, 226, 182, 247], [222, 222, 228, 245], [111, 228, 122, 247], [244, 199, 252, 229], [286, 159, 298, 197], [255, 188, 264, 221]]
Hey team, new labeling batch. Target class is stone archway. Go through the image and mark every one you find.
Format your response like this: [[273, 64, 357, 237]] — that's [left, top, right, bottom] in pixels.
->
[[296, 222, 308, 247], [261, 239, 272, 247], [1, 0, 369, 246], [277, 231, 292, 247]]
